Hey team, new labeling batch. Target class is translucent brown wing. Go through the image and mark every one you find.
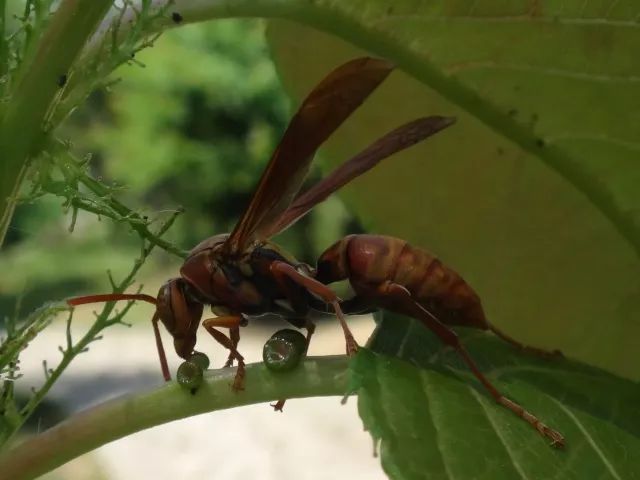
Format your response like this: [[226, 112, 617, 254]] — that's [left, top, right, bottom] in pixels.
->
[[223, 57, 393, 254], [264, 116, 456, 237]]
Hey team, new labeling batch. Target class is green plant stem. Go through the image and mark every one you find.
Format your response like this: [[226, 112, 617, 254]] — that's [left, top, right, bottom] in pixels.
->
[[0, 209, 181, 447], [78, 174, 188, 259], [0, 356, 350, 480], [0, 0, 112, 249], [0, 304, 67, 374], [81, 0, 640, 260], [53, 142, 189, 258]]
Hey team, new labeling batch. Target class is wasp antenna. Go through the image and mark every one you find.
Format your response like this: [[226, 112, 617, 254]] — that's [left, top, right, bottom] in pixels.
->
[[67, 293, 157, 307]]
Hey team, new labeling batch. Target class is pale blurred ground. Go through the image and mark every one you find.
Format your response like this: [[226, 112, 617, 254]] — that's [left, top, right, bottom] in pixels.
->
[[17, 303, 386, 480]]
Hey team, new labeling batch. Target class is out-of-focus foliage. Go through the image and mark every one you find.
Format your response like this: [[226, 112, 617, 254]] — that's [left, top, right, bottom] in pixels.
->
[[0, 19, 352, 311], [73, 20, 292, 246]]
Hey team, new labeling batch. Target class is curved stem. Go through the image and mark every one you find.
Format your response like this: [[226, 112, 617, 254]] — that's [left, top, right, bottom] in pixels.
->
[[51, 140, 189, 259], [0, 356, 350, 480]]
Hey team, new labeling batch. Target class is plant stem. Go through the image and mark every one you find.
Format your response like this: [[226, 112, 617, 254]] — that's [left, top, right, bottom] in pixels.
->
[[52, 141, 189, 258], [0, 209, 181, 447], [0, 356, 350, 480], [0, 0, 112, 249]]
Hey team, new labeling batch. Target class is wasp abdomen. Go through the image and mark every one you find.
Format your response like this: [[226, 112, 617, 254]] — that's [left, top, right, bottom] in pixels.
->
[[318, 234, 488, 330]]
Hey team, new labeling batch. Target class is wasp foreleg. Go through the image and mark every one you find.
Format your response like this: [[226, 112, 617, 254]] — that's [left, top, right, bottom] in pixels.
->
[[225, 326, 241, 368], [202, 315, 246, 391]]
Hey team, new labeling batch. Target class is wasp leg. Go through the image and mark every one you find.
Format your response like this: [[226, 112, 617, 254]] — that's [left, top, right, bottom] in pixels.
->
[[369, 280, 565, 448], [270, 261, 357, 355], [271, 321, 316, 412], [488, 323, 564, 359], [224, 326, 241, 368], [202, 316, 246, 392]]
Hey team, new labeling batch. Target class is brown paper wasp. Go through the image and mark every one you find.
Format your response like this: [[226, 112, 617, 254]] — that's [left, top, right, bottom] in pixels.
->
[[68, 57, 564, 447]]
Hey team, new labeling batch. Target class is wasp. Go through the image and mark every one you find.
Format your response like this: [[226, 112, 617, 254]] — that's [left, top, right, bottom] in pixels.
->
[[68, 57, 564, 447]]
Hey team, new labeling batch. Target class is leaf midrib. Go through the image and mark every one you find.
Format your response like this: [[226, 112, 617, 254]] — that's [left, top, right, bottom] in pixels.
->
[[548, 396, 623, 480], [467, 387, 530, 480]]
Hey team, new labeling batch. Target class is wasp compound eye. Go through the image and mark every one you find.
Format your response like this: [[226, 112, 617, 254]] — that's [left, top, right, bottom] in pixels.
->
[[189, 351, 210, 371], [177, 361, 203, 392], [263, 329, 307, 372]]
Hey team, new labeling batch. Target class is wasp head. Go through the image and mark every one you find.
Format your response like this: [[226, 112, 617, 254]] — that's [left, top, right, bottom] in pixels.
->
[[156, 278, 204, 359]]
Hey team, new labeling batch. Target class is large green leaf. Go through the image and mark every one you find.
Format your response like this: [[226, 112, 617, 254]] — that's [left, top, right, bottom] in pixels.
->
[[265, 4, 640, 381], [352, 314, 640, 480]]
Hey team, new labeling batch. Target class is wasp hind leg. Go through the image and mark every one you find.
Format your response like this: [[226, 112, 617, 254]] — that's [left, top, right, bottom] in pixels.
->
[[366, 280, 565, 448], [202, 316, 246, 391], [488, 323, 564, 360]]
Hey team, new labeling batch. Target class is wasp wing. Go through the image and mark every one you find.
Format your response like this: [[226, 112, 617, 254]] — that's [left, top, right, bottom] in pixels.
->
[[265, 115, 456, 236], [223, 57, 393, 254]]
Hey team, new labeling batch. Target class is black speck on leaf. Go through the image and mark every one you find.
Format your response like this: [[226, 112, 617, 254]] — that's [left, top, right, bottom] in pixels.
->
[[172, 12, 183, 23], [57, 74, 67, 87]]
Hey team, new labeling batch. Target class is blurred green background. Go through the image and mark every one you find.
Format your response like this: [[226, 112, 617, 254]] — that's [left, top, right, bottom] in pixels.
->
[[0, 19, 355, 313]]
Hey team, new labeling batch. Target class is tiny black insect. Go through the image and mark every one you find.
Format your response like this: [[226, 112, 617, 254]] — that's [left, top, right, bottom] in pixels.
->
[[57, 74, 67, 87], [171, 12, 183, 23]]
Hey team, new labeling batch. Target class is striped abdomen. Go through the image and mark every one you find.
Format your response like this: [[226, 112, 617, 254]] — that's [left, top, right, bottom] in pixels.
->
[[316, 234, 488, 329]]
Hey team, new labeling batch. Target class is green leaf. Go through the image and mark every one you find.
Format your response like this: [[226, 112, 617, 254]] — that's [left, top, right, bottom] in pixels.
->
[[265, 6, 640, 380], [351, 313, 640, 480]]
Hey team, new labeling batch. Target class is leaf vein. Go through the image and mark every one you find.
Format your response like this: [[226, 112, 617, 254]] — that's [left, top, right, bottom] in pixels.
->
[[468, 388, 530, 480], [444, 61, 640, 84], [419, 371, 456, 480], [547, 134, 640, 152], [547, 396, 622, 480], [377, 14, 640, 29]]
